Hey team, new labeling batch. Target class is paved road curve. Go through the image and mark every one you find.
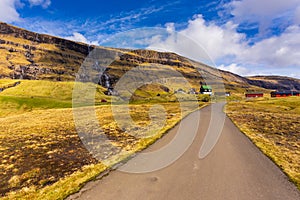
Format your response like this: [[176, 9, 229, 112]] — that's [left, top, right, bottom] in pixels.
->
[[69, 104, 300, 200]]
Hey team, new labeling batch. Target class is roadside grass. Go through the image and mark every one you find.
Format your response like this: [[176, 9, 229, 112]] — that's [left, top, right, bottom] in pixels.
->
[[1, 90, 206, 200], [1, 163, 107, 200], [226, 96, 300, 190]]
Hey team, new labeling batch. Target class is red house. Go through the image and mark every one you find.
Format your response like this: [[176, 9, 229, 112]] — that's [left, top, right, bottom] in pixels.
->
[[245, 93, 264, 98], [271, 91, 300, 97], [271, 91, 292, 97]]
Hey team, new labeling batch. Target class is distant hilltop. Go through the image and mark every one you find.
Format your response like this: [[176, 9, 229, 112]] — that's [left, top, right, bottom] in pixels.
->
[[247, 76, 300, 91], [0, 22, 299, 93]]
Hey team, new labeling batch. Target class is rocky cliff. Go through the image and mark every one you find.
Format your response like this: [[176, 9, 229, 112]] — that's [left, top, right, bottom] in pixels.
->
[[0, 22, 213, 89], [247, 76, 300, 91], [0, 22, 91, 80], [0, 22, 299, 92]]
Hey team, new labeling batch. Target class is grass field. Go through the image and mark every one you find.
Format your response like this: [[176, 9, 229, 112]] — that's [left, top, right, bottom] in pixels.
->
[[0, 80, 111, 117], [0, 79, 206, 199], [226, 96, 300, 190]]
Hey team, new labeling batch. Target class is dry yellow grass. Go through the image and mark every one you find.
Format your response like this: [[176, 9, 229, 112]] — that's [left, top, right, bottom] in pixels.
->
[[226, 96, 300, 190], [1, 100, 205, 199], [0, 79, 19, 88]]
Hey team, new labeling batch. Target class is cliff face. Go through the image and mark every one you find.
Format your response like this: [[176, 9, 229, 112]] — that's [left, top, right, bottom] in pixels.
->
[[247, 76, 300, 91], [0, 22, 299, 92], [0, 22, 90, 80], [0, 22, 208, 88], [0, 22, 90, 55]]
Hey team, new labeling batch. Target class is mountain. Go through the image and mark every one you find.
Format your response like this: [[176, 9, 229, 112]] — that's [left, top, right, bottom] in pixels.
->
[[247, 76, 300, 91], [0, 22, 298, 93], [0, 22, 90, 80]]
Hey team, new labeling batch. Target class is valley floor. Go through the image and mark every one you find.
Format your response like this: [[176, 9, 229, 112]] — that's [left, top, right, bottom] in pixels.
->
[[0, 79, 205, 199], [1, 79, 299, 199], [69, 104, 300, 200]]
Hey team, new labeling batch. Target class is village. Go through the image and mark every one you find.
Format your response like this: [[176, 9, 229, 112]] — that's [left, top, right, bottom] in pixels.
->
[[98, 74, 300, 99]]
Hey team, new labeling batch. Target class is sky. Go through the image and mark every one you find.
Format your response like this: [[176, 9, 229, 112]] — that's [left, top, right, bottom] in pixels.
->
[[0, 0, 299, 78]]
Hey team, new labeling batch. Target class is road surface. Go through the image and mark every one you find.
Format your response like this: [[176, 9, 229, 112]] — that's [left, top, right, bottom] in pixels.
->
[[68, 104, 300, 200]]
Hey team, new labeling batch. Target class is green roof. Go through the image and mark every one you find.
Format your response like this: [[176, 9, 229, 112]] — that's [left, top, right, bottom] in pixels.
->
[[201, 85, 212, 90]]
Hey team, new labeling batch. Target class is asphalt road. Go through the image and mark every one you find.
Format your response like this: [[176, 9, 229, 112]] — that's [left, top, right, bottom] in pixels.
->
[[69, 104, 300, 200]]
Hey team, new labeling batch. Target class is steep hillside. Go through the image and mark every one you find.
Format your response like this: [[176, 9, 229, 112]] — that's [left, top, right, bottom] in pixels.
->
[[0, 22, 296, 93], [0, 22, 90, 80], [0, 22, 214, 90], [247, 76, 300, 91]]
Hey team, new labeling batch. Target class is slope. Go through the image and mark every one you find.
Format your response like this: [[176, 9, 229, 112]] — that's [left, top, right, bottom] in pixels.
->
[[0, 22, 271, 93]]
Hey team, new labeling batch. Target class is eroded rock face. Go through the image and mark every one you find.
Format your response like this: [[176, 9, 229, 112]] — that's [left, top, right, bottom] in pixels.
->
[[0, 22, 205, 86], [0, 22, 91, 81], [247, 76, 300, 91], [0, 22, 91, 55], [1, 22, 298, 91]]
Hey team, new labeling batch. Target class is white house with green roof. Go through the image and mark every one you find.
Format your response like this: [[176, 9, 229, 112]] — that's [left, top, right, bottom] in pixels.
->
[[200, 85, 212, 95]]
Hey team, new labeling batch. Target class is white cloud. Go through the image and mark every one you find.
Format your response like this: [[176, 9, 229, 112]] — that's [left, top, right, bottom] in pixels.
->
[[147, 14, 300, 77], [65, 32, 99, 45], [149, 15, 247, 63], [229, 0, 300, 32], [97, 6, 164, 33], [180, 15, 247, 60], [0, 0, 21, 23], [28, 0, 51, 9], [0, 0, 51, 23], [230, 0, 299, 18], [166, 23, 175, 34], [218, 63, 251, 76], [66, 32, 88, 44], [240, 25, 300, 67], [295, 6, 300, 25]]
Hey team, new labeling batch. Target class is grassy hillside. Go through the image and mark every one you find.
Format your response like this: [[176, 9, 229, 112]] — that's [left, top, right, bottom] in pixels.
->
[[0, 80, 111, 117], [226, 97, 300, 190], [0, 79, 20, 88], [0, 22, 274, 94]]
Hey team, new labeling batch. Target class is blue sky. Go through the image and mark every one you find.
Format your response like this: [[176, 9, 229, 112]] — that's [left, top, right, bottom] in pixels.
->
[[0, 0, 300, 78]]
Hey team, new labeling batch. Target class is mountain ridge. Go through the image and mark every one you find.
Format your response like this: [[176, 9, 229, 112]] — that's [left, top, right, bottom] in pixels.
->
[[0, 22, 298, 92]]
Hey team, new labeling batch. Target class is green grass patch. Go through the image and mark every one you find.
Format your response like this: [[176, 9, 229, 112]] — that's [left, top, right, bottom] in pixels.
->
[[0, 96, 72, 116], [0, 80, 110, 117], [0, 80, 108, 101]]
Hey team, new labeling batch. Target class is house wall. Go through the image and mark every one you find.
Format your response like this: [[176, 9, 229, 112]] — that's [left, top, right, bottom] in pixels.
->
[[245, 93, 264, 98]]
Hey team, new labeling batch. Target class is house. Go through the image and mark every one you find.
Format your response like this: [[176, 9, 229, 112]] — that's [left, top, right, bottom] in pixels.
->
[[188, 88, 197, 94], [294, 92, 300, 96], [245, 92, 264, 98], [174, 88, 186, 94], [214, 91, 231, 96], [200, 85, 212, 95], [271, 91, 292, 97], [271, 91, 300, 97]]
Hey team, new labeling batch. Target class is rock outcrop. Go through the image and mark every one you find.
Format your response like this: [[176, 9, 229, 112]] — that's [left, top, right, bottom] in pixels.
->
[[0, 22, 299, 92]]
